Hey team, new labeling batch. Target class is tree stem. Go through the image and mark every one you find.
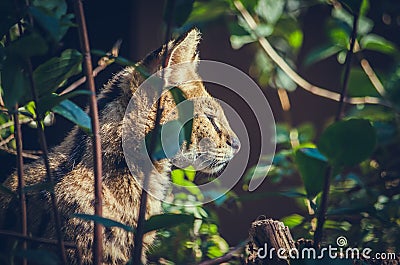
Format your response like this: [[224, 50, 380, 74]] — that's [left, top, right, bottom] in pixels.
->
[[73, 1, 104, 264]]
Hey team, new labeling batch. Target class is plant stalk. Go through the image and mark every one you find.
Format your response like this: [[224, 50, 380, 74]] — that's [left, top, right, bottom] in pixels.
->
[[314, 12, 359, 247], [73, 1, 104, 264], [13, 104, 27, 265], [131, 0, 176, 263]]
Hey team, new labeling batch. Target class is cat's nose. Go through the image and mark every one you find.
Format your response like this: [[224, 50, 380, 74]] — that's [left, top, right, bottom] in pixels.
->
[[227, 136, 241, 154]]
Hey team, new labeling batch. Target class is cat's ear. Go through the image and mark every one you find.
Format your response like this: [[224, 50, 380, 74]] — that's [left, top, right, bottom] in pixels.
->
[[139, 28, 201, 74], [166, 28, 201, 66]]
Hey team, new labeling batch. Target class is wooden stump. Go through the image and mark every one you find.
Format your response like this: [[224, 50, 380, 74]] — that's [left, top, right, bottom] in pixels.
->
[[246, 218, 296, 265]]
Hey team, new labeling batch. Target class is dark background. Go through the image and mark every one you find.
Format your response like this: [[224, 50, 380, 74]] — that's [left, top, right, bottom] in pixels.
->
[[1, 0, 399, 246]]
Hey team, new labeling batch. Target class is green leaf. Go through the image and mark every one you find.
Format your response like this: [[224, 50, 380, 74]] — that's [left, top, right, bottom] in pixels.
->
[[347, 68, 380, 97], [318, 119, 376, 167], [16, 249, 60, 265], [0, 0, 23, 38], [275, 68, 297, 91], [52, 99, 92, 134], [144, 213, 195, 234], [24, 181, 55, 193], [73, 213, 134, 232], [5, 33, 48, 58], [37, 90, 92, 115], [1, 55, 30, 109], [29, 6, 73, 42], [304, 45, 344, 66], [207, 235, 229, 258], [281, 214, 304, 229], [0, 184, 16, 198], [360, 34, 397, 55], [32, 0, 68, 18], [146, 120, 185, 161], [169, 87, 193, 148], [171, 169, 202, 197], [332, 8, 373, 36], [33, 49, 82, 97], [230, 35, 256, 50], [184, 165, 196, 182], [295, 147, 328, 199], [255, 0, 285, 25], [186, 1, 228, 24]]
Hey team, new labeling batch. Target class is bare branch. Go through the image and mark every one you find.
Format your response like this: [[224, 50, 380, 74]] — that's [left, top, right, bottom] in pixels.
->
[[60, 40, 122, 96], [0, 146, 41, 159], [13, 105, 28, 265], [232, 1, 392, 108], [73, 1, 104, 264], [0, 134, 14, 147]]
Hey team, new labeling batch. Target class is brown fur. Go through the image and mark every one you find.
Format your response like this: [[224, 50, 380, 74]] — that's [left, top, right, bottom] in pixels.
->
[[0, 29, 239, 264]]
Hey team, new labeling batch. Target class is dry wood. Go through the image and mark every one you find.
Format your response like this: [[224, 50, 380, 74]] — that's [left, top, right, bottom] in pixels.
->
[[246, 218, 296, 265]]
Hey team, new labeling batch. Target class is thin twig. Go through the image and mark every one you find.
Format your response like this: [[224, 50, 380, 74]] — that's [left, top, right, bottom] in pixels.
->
[[232, 1, 391, 108], [314, 12, 359, 248], [335, 14, 359, 120], [0, 146, 41, 159], [60, 40, 122, 96], [0, 118, 32, 130], [0, 134, 14, 147], [27, 61, 68, 265], [0, 230, 77, 248], [14, 0, 68, 262], [131, 1, 176, 263], [13, 105, 28, 265], [73, 1, 104, 264]]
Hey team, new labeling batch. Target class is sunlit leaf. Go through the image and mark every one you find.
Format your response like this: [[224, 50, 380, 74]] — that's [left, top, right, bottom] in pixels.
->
[[207, 235, 229, 258], [282, 214, 304, 228], [33, 49, 82, 97], [52, 99, 92, 134], [332, 8, 373, 36], [360, 34, 397, 55], [255, 0, 285, 25], [230, 35, 256, 50], [275, 68, 297, 91]]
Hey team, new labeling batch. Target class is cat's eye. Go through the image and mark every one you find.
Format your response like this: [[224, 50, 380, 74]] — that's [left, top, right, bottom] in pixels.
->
[[206, 115, 222, 134]]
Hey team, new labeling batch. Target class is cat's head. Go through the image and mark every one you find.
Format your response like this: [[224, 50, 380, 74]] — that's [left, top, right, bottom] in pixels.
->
[[132, 29, 240, 174]]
